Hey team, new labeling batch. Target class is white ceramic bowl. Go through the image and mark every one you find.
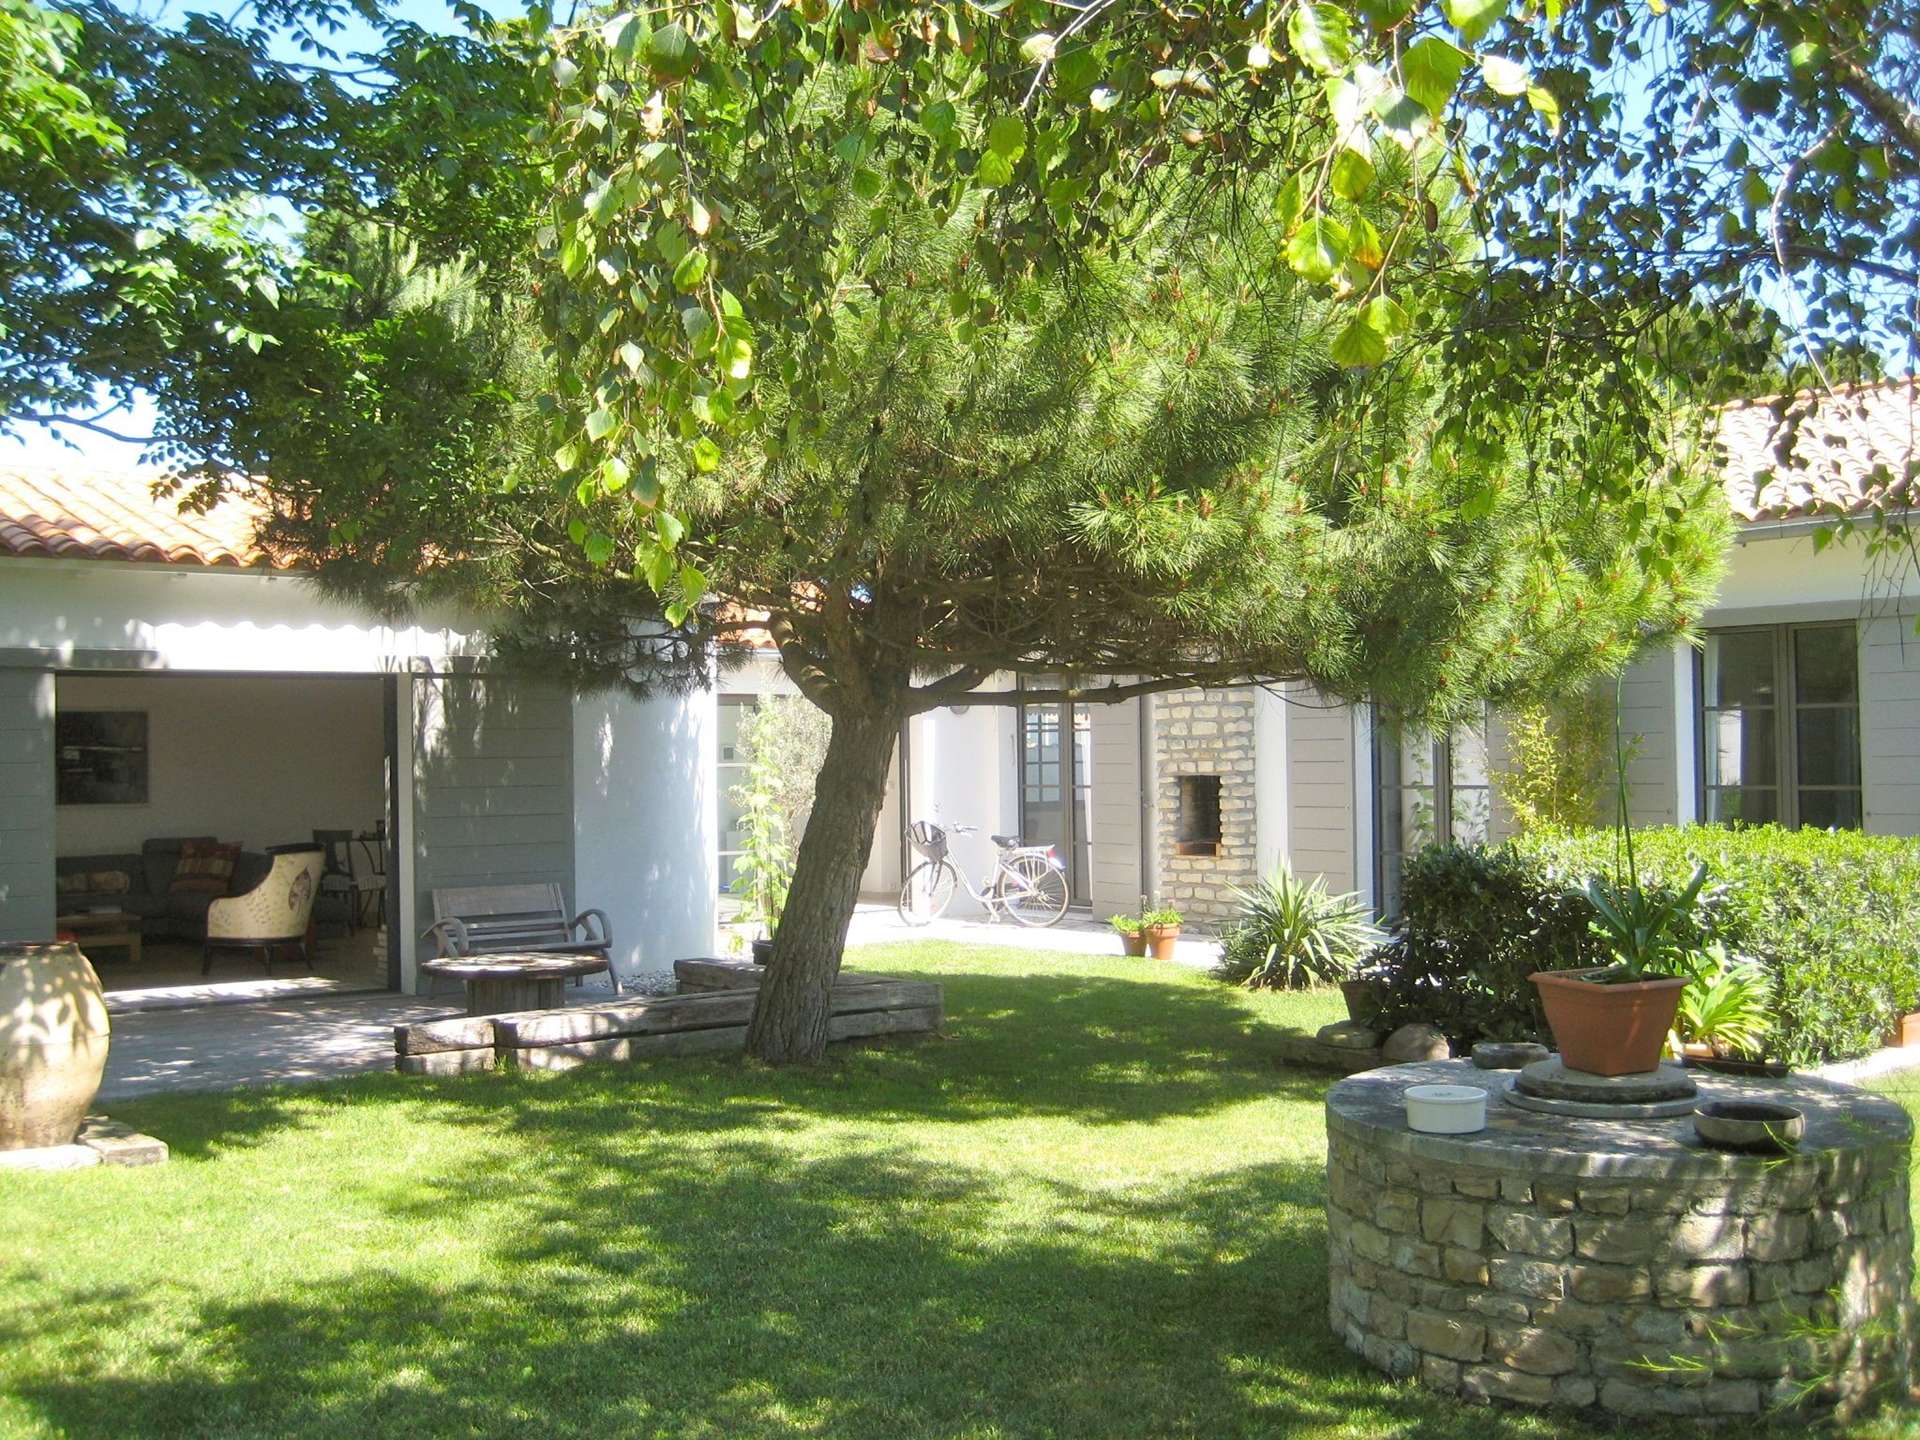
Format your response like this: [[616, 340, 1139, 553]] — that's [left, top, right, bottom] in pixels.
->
[[1404, 1083, 1488, 1135]]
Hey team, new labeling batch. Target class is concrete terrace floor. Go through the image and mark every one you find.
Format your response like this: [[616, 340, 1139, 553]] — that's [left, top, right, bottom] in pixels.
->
[[95, 912, 1220, 1102]]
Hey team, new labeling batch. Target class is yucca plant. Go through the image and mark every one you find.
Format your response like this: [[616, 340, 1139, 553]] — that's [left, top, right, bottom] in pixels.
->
[[1213, 868, 1370, 990]]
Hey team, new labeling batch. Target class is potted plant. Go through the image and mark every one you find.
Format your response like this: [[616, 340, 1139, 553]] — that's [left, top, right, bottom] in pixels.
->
[[1673, 944, 1772, 1062], [1109, 914, 1147, 957], [730, 750, 793, 965], [1140, 907, 1184, 961], [1209, 867, 1370, 999], [1531, 680, 1709, 1076]]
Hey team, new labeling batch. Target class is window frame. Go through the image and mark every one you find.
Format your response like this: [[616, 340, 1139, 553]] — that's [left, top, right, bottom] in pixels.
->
[[715, 692, 753, 897], [1694, 620, 1861, 831], [1370, 705, 1493, 920]]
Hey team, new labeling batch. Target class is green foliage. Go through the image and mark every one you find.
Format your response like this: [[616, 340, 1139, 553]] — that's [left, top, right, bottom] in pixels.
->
[[1374, 828, 1920, 1064], [728, 742, 791, 939], [1518, 826, 1920, 1067], [1108, 914, 1142, 936], [1212, 868, 1369, 990], [1368, 844, 1603, 1046], [732, 695, 831, 848], [1677, 945, 1774, 1059], [1139, 908, 1184, 929], [1581, 863, 1712, 983], [1492, 691, 1626, 833]]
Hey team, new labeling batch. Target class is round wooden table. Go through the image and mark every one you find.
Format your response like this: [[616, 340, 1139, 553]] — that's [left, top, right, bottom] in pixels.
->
[[418, 952, 609, 1015]]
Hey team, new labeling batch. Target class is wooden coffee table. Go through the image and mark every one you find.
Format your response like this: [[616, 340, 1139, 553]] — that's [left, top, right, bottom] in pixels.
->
[[418, 952, 609, 1016], [56, 910, 143, 966]]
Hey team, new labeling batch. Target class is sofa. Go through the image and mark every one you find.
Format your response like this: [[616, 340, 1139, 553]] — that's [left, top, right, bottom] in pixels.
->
[[55, 837, 272, 942]]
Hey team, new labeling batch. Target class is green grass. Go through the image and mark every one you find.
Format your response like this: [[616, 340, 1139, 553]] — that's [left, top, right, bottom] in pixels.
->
[[0, 946, 1909, 1438]]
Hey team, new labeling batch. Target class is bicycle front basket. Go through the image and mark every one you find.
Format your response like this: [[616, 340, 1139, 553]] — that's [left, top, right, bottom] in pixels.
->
[[908, 820, 948, 862]]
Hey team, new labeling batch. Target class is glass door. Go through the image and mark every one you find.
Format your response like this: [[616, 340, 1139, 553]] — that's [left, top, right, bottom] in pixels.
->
[[1019, 678, 1091, 903]]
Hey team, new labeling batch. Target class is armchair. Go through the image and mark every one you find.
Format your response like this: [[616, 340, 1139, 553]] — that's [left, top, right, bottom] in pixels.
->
[[203, 849, 325, 975]]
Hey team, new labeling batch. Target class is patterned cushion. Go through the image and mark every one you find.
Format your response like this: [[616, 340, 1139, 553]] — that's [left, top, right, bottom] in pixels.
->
[[168, 840, 241, 894], [56, 872, 89, 896], [88, 869, 131, 894]]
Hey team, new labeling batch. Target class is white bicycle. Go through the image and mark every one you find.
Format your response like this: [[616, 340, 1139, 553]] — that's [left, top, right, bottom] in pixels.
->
[[898, 821, 1071, 927]]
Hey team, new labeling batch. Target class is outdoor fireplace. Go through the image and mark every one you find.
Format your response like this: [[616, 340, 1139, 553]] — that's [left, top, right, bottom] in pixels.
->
[[1174, 775, 1221, 857]]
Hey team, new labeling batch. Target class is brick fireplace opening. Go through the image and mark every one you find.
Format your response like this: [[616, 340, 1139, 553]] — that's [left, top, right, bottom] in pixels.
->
[[1175, 775, 1222, 857]]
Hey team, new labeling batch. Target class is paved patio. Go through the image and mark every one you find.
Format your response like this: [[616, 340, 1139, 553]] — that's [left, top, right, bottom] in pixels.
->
[[96, 912, 1219, 1103]]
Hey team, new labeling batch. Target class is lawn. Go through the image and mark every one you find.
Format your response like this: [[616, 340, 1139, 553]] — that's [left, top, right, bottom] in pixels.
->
[[1, 944, 1913, 1439]]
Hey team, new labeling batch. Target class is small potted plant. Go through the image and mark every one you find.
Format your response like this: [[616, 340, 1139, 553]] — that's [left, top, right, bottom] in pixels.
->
[[1140, 906, 1184, 961], [1109, 914, 1147, 957], [1531, 681, 1708, 1076]]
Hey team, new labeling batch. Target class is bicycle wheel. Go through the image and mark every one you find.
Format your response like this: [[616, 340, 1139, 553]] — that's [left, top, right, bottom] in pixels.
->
[[898, 860, 959, 926], [999, 852, 1070, 927]]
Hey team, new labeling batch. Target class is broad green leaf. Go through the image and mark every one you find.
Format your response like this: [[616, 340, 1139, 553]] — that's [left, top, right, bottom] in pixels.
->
[[1481, 55, 1529, 96], [583, 530, 614, 566], [1330, 315, 1387, 367], [1088, 87, 1119, 112], [1020, 32, 1056, 63], [553, 443, 579, 472], [1348, 213, 1385, 269], [1286, 4, 1352, 76], [1362, 294, 1409, 335], [986, 114, 1027, 160], [1331, 144, 1375, 201], [1442, 0, 1506, 44], [976, 149, 1015, 186], [654, 221, 690, 265], [656, 509, 685, 549], [691, 435, 721, 471], [1402, 37, 1468, 115], [672, 248, 709, 292], [1272, 171, 1305, 231], [586, 406, 619, 441], [643, 544, 674, 591], [1526, 83, 1561, 132], [619, 341, 646, 374], [677, 563, 706, 607], [1285, 215, 1351, 284], [921, 100, 957, 142], [600, 455, 630, 492], [648, 21, 700, 80]]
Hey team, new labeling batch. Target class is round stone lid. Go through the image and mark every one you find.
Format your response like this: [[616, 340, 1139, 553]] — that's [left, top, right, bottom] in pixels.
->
[[1326, 1058, 1910, 1180]]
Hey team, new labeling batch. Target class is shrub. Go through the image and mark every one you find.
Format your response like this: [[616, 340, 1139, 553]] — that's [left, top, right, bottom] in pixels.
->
[[1212, 869, 1368, 990], [1516, 825, 1920, 1067], [1367, 844, 1605, 1046], [1368, 826, 1920, 1065]]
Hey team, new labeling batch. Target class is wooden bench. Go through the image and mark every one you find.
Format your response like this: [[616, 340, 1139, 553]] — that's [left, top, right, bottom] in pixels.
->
[[393, 958, 943, 1075], [424, 883, 617, 994]]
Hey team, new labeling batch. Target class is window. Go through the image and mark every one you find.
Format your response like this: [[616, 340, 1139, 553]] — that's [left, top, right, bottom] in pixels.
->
[[716, 695, 751, 895], [1699, 623, 1861, 829], [1372, 709, 1491, 918]]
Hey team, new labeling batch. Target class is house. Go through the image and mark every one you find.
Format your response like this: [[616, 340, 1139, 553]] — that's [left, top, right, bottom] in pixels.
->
[[719, 379, 1919, 927], [0, 468, 717, 993]]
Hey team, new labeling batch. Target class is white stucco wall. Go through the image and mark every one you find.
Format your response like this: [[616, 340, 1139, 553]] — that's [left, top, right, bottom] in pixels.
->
[[52, 672, 385, 856], [573, 685, 718, 978], [906, 699, 1019, 915]]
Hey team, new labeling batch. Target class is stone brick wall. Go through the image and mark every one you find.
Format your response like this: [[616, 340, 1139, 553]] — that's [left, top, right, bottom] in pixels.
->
[[1152, 688, 1256, 927], [1325, 1103, 1915, 1419]]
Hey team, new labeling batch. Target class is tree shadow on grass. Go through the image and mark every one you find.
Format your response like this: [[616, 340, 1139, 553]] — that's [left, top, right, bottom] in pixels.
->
[[114, 966, 1336, 1163], [2, 1132, 1637, 1440]]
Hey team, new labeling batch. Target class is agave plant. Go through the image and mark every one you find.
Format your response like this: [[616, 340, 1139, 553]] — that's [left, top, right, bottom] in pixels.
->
[[1581, 862, 1713, 983], [1213, 867, 1370, 990]]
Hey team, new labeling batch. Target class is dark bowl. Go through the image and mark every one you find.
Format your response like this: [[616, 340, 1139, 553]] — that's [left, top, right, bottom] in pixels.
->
[[1694, 1100, 1805, 1153]]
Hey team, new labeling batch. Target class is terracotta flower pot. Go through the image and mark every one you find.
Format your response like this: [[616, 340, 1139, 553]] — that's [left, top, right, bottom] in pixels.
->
[[1143, 924, 1181, 961], [1530, 967, 1687, 1077], [1117, 931, 1147, 957], [1, 942, 110, 1150], [1894, 1013, 1920, 1049]]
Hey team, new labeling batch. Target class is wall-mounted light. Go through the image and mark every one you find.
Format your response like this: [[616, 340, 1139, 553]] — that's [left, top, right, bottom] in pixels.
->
[[948, 704, 971, 715]]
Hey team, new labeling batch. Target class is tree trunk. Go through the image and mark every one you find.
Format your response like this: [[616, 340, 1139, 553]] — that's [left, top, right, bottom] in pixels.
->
[[745, 703, 901, 1063]]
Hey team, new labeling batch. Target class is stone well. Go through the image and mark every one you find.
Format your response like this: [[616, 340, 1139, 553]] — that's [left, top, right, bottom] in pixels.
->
[[1325, 1060, 1914, 1419]]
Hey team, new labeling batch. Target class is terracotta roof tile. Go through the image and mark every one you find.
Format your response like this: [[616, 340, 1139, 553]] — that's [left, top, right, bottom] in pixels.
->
[[1716, 378, 1917, 522], [0, 468, 288, 569]]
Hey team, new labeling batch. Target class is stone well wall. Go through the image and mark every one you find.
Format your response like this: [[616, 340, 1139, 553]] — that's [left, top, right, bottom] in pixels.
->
[[1152, 687, 1256, 926], [1325, 1062, 1914, 1419]]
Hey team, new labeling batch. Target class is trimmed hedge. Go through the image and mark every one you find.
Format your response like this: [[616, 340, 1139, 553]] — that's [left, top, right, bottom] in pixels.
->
[[1368, 825, 1920, 1066]]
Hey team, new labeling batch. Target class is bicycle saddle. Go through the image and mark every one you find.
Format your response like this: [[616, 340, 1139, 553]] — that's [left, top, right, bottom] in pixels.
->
[[990, 833, 1020, 848]]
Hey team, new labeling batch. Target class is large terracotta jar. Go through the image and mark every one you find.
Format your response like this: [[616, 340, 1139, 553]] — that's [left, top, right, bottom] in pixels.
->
[[0, 942, 111, 1149]]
